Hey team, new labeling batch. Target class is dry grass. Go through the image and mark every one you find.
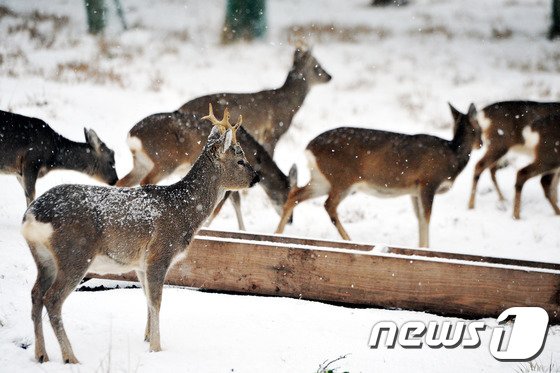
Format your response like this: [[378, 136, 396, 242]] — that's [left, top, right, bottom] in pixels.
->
[[4, 7, 69, 48], [55, 62, 125, 87], [285, 23, 391, 43], [409, 24, 453, 39]]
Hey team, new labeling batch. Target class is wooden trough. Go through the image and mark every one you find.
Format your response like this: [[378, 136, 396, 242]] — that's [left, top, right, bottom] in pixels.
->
[[89, 229, 560, 323]]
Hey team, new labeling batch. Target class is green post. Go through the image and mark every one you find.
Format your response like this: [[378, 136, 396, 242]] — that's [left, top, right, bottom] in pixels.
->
[[85, 0, 106, 35], [550, 0, 560, 39], [222, 0, 267, 44]]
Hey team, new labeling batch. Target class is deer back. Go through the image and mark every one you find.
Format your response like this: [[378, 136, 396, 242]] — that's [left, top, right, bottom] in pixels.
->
[[478, 101, 560, 147]]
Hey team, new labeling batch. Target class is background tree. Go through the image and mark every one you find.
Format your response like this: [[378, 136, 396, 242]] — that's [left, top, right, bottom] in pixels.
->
[[84, 0, 127, 35], [85, 0, 106, 34], [550, 0, 560, 39], [221, 0, 267, 44]]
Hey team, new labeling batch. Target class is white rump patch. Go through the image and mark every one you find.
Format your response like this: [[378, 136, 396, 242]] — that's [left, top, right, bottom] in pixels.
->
[[305, 150, 331, 195], [522, 126, 540, 149], [511, 126, 540, 157], [127, 135, 143, 152], [477, 111, 493, 132], [21, 213, 54, 246]]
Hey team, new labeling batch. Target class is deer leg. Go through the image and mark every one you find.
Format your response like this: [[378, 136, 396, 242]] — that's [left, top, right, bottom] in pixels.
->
[[140, 165, 170, 186], [469, 147, 508, 209], [275, 183, 327, 234], [489, 164, 506, 202], [514, 162, 553, 220], [411, 196, 421, 241], [540, 171, 560, 215], [30, 247, 57, 363], [42, 255, 90, 364], [144, 262, 170, 352], [229, 192, 246, 230], [205, 191, 231, 227], [417, 187, 436, 248], [135, 270, 151, 342], [324, 190, 351, 241]]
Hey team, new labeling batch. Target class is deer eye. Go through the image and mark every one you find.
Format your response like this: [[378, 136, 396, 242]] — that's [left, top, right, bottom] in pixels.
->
[[237, 160, 245, 166]]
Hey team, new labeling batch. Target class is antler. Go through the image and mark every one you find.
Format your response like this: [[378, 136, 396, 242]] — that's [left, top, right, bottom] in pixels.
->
[[202, 103, 242, 144]]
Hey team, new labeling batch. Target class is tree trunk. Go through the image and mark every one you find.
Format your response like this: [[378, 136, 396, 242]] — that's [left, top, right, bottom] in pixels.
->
[[85, 0, 106, 34], [550, 0, 560, 39], [221, 0, 267, 44], [370, 0, 408, 6]]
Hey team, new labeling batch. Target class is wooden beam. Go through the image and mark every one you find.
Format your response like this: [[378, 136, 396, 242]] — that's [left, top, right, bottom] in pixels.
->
[[90, 231, 560, 323]]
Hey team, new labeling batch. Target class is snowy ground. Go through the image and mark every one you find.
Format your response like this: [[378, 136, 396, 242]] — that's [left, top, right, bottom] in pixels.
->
[[1, 0, 559, 371]]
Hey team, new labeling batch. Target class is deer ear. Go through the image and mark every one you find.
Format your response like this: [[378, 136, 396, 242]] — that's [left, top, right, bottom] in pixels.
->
[[288, 164, 298, 189], [223, 129, 233, 153], [84, 128, 102, 151], [448, 102, 461, 122], [468, 103, 477, 119]]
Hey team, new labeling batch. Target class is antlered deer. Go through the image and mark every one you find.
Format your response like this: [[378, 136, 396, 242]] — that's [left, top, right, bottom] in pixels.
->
[[178, 47, 332, 155], [0, 110, 118, 205], [116, 108, 297, 229], [275, 104, 481, 247], [510, 113, 560, 219], [468, 101, 560, 210], [21, 105, 259, 364]]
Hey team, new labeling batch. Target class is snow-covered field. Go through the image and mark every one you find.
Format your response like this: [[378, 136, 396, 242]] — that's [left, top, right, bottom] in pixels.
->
[[1, 0, 559, 371]]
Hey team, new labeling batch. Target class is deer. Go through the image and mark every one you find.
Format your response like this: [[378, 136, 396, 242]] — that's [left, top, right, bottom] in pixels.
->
[[21, 105, 260, 364], [468, 100, 560, 212], [177, 47, 332, 155], [510, 113, 560, 219], [0, 110, 118, 205], [116, 108, 298, 230], [275, 104, 481, 248]]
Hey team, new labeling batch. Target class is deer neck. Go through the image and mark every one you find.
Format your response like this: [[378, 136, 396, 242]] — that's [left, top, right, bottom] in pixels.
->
[[450, 122, 474, 171], [278, 69, 311, 109], [51, 136, 95, 173], [170, 152, 224, 226]]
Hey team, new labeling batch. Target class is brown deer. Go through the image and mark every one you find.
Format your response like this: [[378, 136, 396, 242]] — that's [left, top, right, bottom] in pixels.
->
[[275, 104, 481, 247], [468, 100, 560, 210], [116, 108, 297, 229], [511, 113, 560, 219], [0, 110, 118, 205], [177, 47, 332, 155], [21, 105, 259, 364]]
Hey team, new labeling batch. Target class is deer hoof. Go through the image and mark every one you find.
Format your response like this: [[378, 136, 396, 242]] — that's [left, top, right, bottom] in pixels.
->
[[63, 356, 79, 364], [36, 354, 49, 363]]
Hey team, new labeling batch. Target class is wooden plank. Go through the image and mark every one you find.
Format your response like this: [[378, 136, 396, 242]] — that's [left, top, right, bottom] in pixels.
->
[[90, 233, 560, 323], [198, 229, 560, 271]]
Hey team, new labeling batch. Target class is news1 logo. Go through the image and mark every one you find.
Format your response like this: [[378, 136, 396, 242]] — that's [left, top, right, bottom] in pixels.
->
[[368, 307, 549, 361]]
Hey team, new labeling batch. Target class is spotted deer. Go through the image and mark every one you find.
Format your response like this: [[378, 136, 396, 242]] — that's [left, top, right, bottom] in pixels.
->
[[178, 47, 332, 155], [21, 105, 259, 364], [275, 104, 481, 247], [510, 113, 560, 219], [0, 110, 118, 205], [116, 107, 297, 229], [468, 100, 560, 212]]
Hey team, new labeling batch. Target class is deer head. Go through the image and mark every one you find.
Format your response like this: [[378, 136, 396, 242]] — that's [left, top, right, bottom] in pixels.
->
[[449, 103, 482, 150], [83, 128, 118, 185], [203, 104, 260, 190], [291, 45, 332, 85]]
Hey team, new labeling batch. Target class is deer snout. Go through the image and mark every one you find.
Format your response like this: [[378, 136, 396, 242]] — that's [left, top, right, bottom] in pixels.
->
[[108, 176, 119, 186], [250, 172, 260, 188]]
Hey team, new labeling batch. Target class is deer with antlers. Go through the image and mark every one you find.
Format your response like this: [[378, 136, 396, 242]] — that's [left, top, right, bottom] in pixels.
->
[[275, 104, 481, 247], [21, 105, 259, 364], [178, 47, 331, 155], [468, 101, 560, 218], [116, 106, 297, 229]]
